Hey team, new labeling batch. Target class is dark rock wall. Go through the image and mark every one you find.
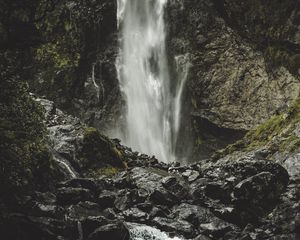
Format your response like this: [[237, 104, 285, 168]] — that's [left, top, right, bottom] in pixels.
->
[[28, 0, 300, 159], [166, 0, 300, 159], [30, 0, 121, 132]]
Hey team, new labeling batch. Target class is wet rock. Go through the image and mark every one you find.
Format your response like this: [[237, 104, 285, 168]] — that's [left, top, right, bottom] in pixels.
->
[[12, 96, 299, 240], [182, 169, 200, 182], [150, 188, 177, 206], [199, 218, 236, 239], [29, 201, 63, 218], [129, 167, 167, 192], [114, 190, 133, 211], [136, 202, 153, 213], [34, 192, 56, 205], [193, 235, 212, 240], [122, 207, 148, 222], [97, 190, 117, 209], [56, 187, 93, 205], [212, 206, 240, 225], [149, 206, 170, 219], [87, 222, 130, 240], [81, 216, 110, 239], [232, 172, 285, 209], [204, 182, 230, 203], [66, 201, 102, 220], [189, 178, 210, 200], [58, 178, 98, 193], [113, 171, 133, 188], [102, 208, 118, 220], [152, 217, 194, 237], [171, 203, 220, 226], [161, 176, 189, 200]]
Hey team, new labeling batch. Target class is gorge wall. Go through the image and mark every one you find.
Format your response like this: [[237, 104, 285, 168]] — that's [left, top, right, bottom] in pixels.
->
[[166, 0, 300, 159], [1, 1, 300, 239], [29, 0, 300, 160]]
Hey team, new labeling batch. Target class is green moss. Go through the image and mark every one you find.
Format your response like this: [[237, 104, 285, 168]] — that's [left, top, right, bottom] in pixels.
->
[[217, 96, 300, 158], [245, 114, 285, 150], [87, 166, 120, 178], [0, 69, 54, 196], [36, 43, 80, 69], [279, 135, 300, 152], [79, 127, 126, 174]]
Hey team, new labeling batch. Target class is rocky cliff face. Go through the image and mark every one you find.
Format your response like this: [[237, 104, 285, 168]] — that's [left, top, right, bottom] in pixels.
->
[[1, 98, 299, 240], [166, 0, 300, 158], [28, 0, 300, 159], [2, 1, 300, 239], [30, 0, 121, 132]]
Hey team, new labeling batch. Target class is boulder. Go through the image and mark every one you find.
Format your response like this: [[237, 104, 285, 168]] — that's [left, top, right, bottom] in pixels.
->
[[88, 222, 130, 240], [161, 176, 189, 200], [58, 178, 98, 193], [199, 219, 236, 239], [56, 187, 93, 205], [152, 216, 194, 237], [232, 172, 285, 208], [81, 216, 110, 239], [97, 190, 117, 209], [171, 203, 219, 226], [122, 207, 148, 222], [114, 190, 133, 211], [66, 201, 102, 220]]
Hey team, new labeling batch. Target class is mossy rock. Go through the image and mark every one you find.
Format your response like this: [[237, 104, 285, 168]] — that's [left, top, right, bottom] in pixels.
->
[[87, 166, 121, 178], [0, 71, 55, 198], [79, 127, 126, 174], [216, 96, 300, 158]]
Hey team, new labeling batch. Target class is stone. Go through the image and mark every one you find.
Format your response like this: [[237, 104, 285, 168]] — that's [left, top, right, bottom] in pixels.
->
[[58, 178, 98, 193], [152, 217, 194, 237], [171, 203, 219, 226], [122, 208, 148, 222], [81, 216, 110, 239], [56, 187, 93, 205], [199, 218, 236, 239], [66, 201, 102, 220], [193, 235, 212, 240], [232, 172, 285, 208], [160, 176, 189, 200], [87, 222, 130, 240], [97, 190, 117, 209], [204, 182, 230, 203], [150, 188, 178, 206], [114, 191, 132, 211]]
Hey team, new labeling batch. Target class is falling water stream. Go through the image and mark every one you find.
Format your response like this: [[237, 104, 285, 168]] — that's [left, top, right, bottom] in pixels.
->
[[116, 0, 188, 163], [128, 223, 184, 240]]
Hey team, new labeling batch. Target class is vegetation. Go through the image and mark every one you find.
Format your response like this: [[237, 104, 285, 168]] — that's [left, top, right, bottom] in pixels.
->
[[31, 0, 116, 99], [215, 97, 300, 159], [87, 166, 121, 178], [79, 127, 126, 176], [0, 0, 68, 200], [0, 61, 53, 198]]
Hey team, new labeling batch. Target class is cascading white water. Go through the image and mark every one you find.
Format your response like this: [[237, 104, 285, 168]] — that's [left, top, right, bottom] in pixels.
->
[[116, 0, 188, 162], [128, 223, 184, 240]]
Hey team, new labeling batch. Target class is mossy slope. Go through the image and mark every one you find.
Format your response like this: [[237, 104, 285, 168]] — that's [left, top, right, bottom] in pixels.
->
[[216, 97, 300, 159]]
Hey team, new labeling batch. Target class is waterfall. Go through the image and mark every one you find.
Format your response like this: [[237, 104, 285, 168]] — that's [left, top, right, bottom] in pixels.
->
[[128, 223, 184, 240], [116, 0, 188, 162]]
